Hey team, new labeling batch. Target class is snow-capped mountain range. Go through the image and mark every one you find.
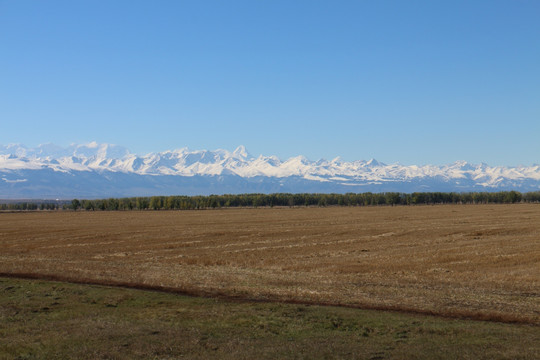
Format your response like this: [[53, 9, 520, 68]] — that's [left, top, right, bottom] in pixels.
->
[[1, 142, 539, 199]]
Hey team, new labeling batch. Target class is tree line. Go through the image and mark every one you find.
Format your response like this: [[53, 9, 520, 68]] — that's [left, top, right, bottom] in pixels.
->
[[2, 191, 539, 211], [0, 201, 64, 211]]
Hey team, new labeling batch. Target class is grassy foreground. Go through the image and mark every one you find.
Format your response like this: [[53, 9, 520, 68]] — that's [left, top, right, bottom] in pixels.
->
[[1, 277, 538, 360]]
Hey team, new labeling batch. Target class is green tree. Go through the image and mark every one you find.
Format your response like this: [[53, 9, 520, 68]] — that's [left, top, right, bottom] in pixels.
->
[[71, 199, 81, 211], [149, 196, 162, 210]]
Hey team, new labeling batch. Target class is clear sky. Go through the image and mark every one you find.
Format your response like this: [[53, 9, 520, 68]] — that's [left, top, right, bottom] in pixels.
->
[[1, 0, 539, 165]]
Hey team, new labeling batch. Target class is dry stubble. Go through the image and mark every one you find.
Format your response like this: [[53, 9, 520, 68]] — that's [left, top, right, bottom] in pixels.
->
[[1, 204, 539, 324]]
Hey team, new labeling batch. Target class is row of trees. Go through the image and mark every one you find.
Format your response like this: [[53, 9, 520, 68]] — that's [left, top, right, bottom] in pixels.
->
[[0, 202, 63, 211], [69, 191, 539, 210], [3, 191, 539, 211]]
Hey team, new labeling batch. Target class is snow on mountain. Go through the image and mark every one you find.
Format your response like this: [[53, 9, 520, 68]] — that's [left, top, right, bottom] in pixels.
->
[[1, 142, 540, 198]]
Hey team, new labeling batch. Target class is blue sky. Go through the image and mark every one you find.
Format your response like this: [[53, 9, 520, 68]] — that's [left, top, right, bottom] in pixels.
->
[[1, 1, 539, 165]]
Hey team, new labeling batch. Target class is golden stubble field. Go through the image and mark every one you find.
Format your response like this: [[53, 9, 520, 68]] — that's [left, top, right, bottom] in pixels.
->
[[1, 205, 539, 324]]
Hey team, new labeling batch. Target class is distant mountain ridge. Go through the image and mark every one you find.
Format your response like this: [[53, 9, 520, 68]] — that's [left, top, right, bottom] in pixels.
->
[[1, 142, 539, 198]]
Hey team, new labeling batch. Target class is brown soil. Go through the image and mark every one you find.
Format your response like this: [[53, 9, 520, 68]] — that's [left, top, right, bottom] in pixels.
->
[[1, 205, 539, 324]]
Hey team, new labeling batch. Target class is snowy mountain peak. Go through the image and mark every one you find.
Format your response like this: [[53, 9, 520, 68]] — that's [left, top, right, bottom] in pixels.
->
[[72, 143, 131, 159], [288, 155, 309, 163], [34, 143, 65, 158], [232, 145, 250, 159], [450, 160, 477, 171], [366, 158, 383, 167], [0, 144, 28, 157]]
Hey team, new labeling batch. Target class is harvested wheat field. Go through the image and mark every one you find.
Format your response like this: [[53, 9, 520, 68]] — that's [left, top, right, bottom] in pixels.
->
[[1, 204, 539, 324]]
